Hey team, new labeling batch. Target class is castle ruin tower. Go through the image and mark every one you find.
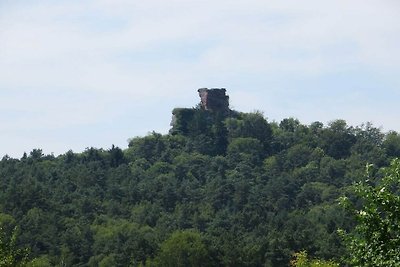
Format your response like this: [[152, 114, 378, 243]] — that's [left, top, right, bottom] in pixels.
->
[[197, 88, 230, 113]]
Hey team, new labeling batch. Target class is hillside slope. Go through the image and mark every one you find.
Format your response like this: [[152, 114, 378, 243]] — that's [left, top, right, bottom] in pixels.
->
[[1, 90, 400, 266]]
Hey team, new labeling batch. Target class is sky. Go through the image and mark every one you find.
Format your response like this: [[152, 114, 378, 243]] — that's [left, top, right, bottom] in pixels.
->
[[1, 0, 399, 158]]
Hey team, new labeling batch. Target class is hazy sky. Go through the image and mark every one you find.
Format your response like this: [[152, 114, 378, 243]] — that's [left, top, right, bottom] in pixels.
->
[[1, 0, 399, 158]]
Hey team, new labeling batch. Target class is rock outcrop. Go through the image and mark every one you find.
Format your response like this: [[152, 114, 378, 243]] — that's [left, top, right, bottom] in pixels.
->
[[197, 88, 229, 113], [170, 88, 232, 135]]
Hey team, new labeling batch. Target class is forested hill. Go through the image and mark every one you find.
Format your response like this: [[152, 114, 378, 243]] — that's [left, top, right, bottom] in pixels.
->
[[1, 93, 400, 266]]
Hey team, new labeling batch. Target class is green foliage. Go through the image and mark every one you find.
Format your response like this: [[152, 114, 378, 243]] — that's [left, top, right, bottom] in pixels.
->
[[90, 217, 158, 266], [383, 131, 400, 158], [290, 251, 339, 267], [26, 256, 52, 267], [153, 230, 211, 267], [339, 159, 400, 266], [0, 225, 29, 267], [321, 120, 356, 159], [1, 106, 399, 266], [227, 137, 263, 165], [170, 108, 196, 135], [225, 112, 272, 145]]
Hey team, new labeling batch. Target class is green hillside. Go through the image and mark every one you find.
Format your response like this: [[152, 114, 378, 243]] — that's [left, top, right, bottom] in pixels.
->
[[1, 90, 400, 266]]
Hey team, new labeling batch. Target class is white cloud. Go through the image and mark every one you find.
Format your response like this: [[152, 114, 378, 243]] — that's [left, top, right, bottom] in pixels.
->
[[2, 0, 399, 87]]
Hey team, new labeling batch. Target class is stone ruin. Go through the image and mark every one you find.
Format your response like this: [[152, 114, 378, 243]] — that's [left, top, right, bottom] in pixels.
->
[[197, 88, 230, 113], [170, 88, 231, 133]]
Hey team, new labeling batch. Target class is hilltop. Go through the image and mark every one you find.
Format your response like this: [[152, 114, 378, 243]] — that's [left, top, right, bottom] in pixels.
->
[[1, 89, 400, 266]]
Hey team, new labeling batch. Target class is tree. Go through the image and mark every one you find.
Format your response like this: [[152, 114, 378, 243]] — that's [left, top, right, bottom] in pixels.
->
[[0, 226, 29, 267], [227, 137, 263, 165], [321, 120, 356, 159], [225, 112, 272, 152], [383, 131, 400, 158], [339, 159, 400, 266], [154, 230, 211, 267], [290, 251, 339, 267]]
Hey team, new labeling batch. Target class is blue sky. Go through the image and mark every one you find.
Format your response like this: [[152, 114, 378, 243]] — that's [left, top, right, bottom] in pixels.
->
[[1, 0, 399, 158]]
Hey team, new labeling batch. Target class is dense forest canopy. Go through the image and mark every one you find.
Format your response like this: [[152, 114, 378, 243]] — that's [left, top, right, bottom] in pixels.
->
[[1, 91, 400, 266]]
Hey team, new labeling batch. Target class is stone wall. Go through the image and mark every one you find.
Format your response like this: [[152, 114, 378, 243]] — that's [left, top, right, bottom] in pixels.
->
[[197, 88, 229, 113]]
